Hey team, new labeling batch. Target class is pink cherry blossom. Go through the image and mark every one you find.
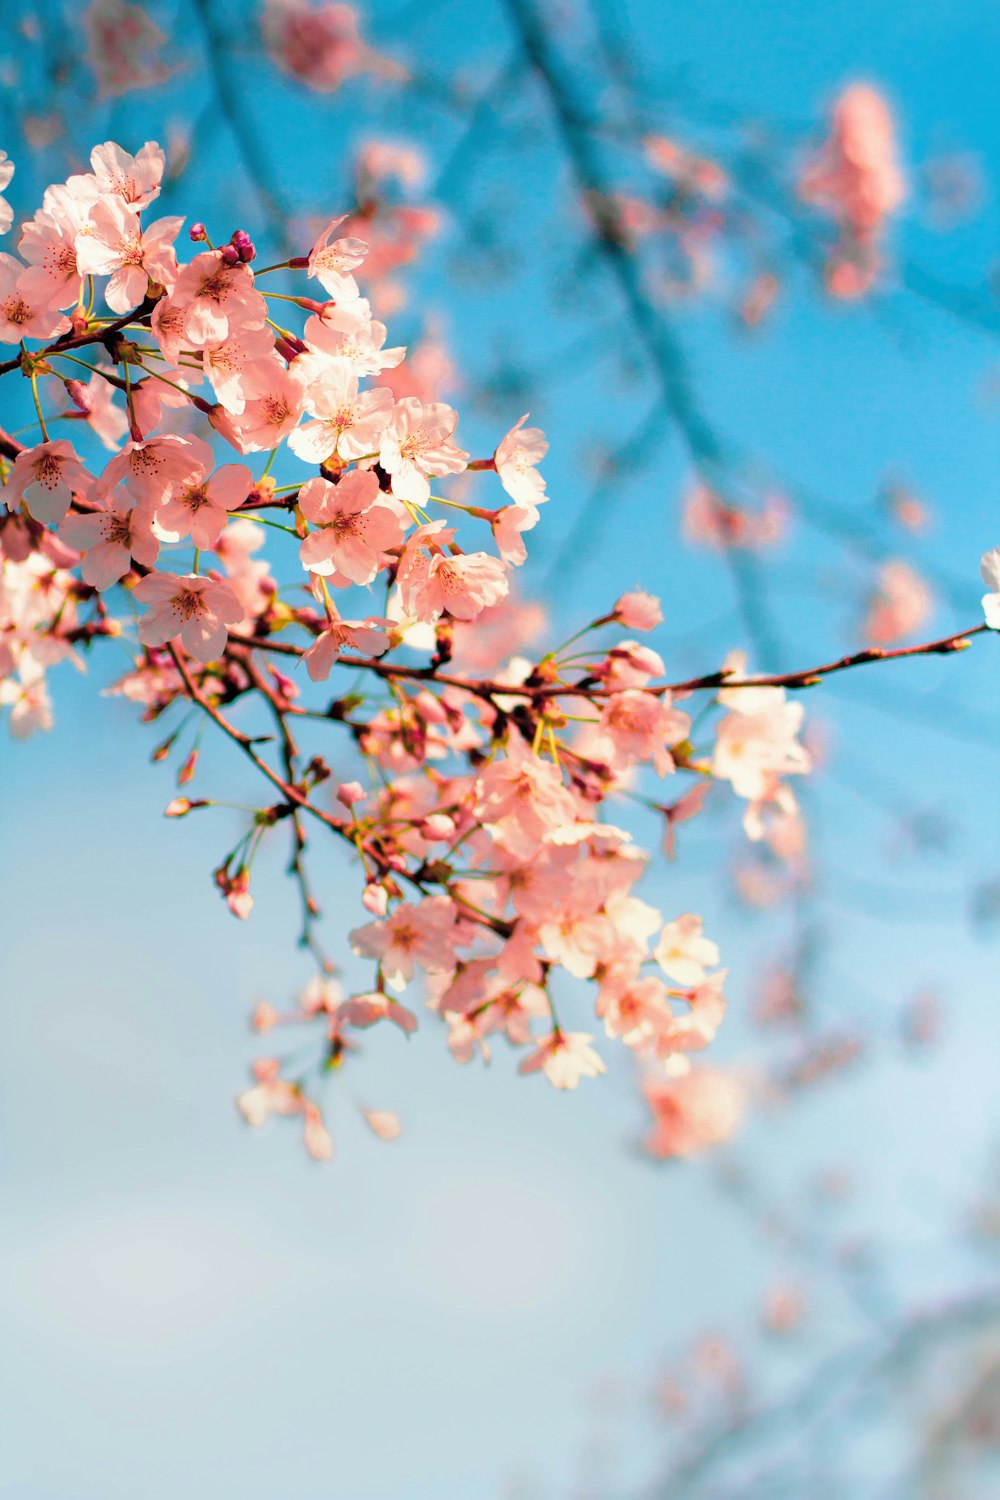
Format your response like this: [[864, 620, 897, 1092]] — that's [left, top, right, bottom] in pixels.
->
[[614, 590, 663, 631], [307, 216, 369, 298], [0, 253, 70, 342], [350, 895, 458, 991], [4, 441, 93, 526], [494, 414, 548, 506], [981, 548, 1000, 629], [397, 528, 509, 623], [166, 250, 267, 346], [519, 1030, 606, 1089], [100, 434, 207, 505], [303, 614, 393, 680], [60, 489, 159, 589], [298, 470, 405, 584], [642, 1066, 743, 1158], [379, 397, 468, 504], [0, 151, 13, 236], [155, 463, 253, 549], [291, 356, 393, 462], [86, 140, 165, 211], [133, 571, 244, 663], [654, 914, 720, 987], [74, 199, 182, 313]]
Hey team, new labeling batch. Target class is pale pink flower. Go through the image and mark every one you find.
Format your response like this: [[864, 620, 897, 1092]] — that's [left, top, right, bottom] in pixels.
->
[[862, 560, 932, 645], [74, 198, 181, 312], [155, 463, 253, 549], [83, 0, 171, 97], [337, 992, 417, 1034], [87, 140, 165, 211], [303, 614, 392, 680], [17, 185, 93, 309], [304, 302, 405, 377], [302, 1101, 335, 1160], [307, 216, 368, 298], [61, 489, 159, 589], [713, 671, 811, 804], [133, 570, 244, 663], [614, 590, 663, 631], [362, 1108, 401, 1141], [215, 518, 275, 624], [166, 250, 267, 347], [4, 440, 94, 526], [519, 1030, 606, 1089], [350, 895, 458, 991], [491, 504, 541, 567], [0, 657, 52, 737], [379, 397, 468, 504], [201, 323, 276, 415], [0, 253, 70, 342], [291, 357, 393, 462], [298, 470, 404, 584], [0, 152, 13, 236], [475, 732, 577, 849], [397, 525, 508, 623], [262, 0, 402, 93], [643, 1066, 743, 1158], [224, 361, 306, 452], [594, 689, 690, 777], [654, 914, 720, 987], [100, 434, 207, 506], [982, 548, 1000, 629], [494, 414, 548, 506]]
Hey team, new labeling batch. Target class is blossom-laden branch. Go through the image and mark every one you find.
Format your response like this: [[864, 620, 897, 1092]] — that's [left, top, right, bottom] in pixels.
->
[[1, 138, 996, 1164]]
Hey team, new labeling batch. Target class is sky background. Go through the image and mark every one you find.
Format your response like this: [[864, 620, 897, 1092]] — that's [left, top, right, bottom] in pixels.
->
[[3, 0, 1000, 1495]]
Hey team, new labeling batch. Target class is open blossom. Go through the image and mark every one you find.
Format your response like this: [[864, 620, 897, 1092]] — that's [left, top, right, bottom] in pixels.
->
[[642, 1066, 743, 1158], [61, 489, 159, 589], [0, 253, 70, 342], [475, 732, 577, 849], [262, 0, 403, 92], [654, 914, 720, 987], [307, 216, 369, 298], [0, 151, 13, 235], [17, 186, 93, 309], [862, 560, 932, 645], [291, 357, 393, 462], [379, 397, 468, 504], [397, 524, 509, 623], [100, 434, 206, 505], [593, 689, 690, 777], [201, 322, 277, 415], [982, 548, 1000, 629], [494, 414, 548, 506], [519, 1030, 606, 1090], [222, 360, 306, 452], [74, 198, 182, 313], [133, 571, 244, 663], [4, 441, 93, 526], [350, 895, 458, 991], [77, 140, 165, 212], [298, 470, 404, 584], [83, 0, 171, 97], [0, 657, 53, 738], [713, 669, 811, 804], [303, 613, 392, 680], [166, 250, 267, 346], [155, 463, 253, 549]]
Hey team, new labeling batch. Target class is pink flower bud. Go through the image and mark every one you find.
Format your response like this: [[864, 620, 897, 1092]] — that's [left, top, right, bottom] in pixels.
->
[[614, 590, 663, 631], [362, 881, 389, 916], [189, 222, 208, 242], [420, 813, 456, 840], [337, 780, 366, 807]]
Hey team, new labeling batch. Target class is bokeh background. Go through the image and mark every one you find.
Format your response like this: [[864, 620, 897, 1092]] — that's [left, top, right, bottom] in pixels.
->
[[3, 1, 1000, 1495]]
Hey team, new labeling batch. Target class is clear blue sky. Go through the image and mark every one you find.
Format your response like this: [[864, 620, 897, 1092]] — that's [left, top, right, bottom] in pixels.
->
[[2, 1, 1000, 1495]]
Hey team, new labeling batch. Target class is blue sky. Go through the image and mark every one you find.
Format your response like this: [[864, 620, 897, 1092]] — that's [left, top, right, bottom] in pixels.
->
[[2, 1, 1000, 1495]]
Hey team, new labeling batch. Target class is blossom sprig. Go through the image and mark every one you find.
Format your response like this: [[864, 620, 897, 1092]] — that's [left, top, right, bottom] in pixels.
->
[[0, 139, 994, 1164]]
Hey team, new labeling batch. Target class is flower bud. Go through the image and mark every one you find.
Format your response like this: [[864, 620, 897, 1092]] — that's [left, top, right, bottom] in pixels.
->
[[189, 222, 208, 242], [219, 243, 241, 267], [230, 229, 256, 263], [337, 780, 366, 808], [362, 881, 389, 916]]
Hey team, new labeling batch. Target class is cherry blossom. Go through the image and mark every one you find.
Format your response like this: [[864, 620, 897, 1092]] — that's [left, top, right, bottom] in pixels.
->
[[493, 414, 548, 506], [980, 548, 1000, 629], [0, 252, 70, 342], [519, 1030, 607, 1089], [298, 469, 404, 584], [155, 462, 253, 550], [0, 151, 13, 236], [4, 441, 93, 526], [379, 397, 468, 504], [61, 489, 159, 589], [133, 571, 244, 663]]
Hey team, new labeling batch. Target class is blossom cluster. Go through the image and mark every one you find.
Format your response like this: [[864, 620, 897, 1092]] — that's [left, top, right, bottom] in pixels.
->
[[6, 137, 982, 1167]]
